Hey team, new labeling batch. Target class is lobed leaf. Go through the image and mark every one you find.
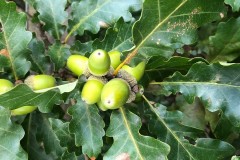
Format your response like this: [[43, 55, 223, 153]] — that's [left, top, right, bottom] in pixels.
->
[[0, 1, 32, 79], [142, 56, 207, 85], [153, 62, 240, 131], [35, 114, 64, 157], [132, 0, 226, 59], [104, 107, 170, 160], [48, 42, 71, 71], [30, 0, 68, 39], [22, 113, 54, 160], [209, 17, 240, 62], [145, 103, 235, 160], [68, 98, 105, 158], [0, 84, 61, 113], [92, 18, 135, 53], [65, 0, 142, 41], [0, 107, 28, 160], [28, 38, 53, 74], [225, 0, 240, 12]]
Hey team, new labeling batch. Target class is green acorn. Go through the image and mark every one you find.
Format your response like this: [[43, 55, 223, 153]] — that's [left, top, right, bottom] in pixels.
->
[[0, 79, 14, 95], [24, 75, 56, 91], [67, 55, 88, 76], [81, 76, 106, 104], [88, 49, 111, 76], [11, 106, 37, 116], [122, 61, 146, 81], [108, 50, 121, 69], [97, 100, 108, 111], [101, 78, 130, 110]]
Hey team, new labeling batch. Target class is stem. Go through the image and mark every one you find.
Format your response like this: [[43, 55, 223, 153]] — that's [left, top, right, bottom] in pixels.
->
[[113, 48, 138, 76]]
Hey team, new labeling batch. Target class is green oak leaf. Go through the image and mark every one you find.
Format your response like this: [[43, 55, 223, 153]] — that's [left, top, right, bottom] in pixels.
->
[[68, 98, 105, 158], [35, 114, 64, 157], [152, 62, 240, 131], [21, 113, 54, 160], [0, 84, 61, 113], [70, 41, 93, 56], [132, 0, 226, 59], [92, 18, 135, 52], [104, 107, 170, 160], [145, 103, 235, 159], [31, 0, 68, 39], [49, 118, 77, 150], [209, 17, 240, 62], [0, 0, 32, 79], [142, 56, 207, 86], [65, 0, 142, 41], [0, 106, 28, 160], [225, 0, 240, 12], [28, 38, 53, 74], [48, 42, 71, 71]]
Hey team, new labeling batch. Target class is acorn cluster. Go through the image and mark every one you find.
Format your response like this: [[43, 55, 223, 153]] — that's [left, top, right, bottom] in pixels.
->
[[67, 49, 145, 111], [0, 49, 145, 115]]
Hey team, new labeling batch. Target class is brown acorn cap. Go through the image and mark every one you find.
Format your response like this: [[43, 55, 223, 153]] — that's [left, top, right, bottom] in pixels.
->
[[116, 69, 138, 88], [24, 75, 35, 89], [126, 91, 136, 103]]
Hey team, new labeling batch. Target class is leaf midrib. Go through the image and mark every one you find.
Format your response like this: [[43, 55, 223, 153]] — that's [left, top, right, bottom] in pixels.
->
[[143, 95, 196, 160], [120, 108, 144, 160], [134, 0, 188, 51]]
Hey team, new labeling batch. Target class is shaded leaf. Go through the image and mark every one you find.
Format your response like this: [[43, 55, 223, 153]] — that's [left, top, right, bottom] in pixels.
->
[[142, 56, 207, 85], [209, 17, 240, 62], [70, 41, 93, 55], [153, 62, 240, 131], [177, 95, 207, 131], [132, 0, 226, 59], [28, 38, 53, 74], [0, 106, 28, 160], [61, 151, 85, 160], [92, 18, 135, 52], [36, 114, 64, 157], [49, 118, 76, 149], [0, 84, 61, 113], [225, 0, 240, 12], [22, 113, 56, 160], [206, 110, 239, 141], [145, 102, 235, 160], [104, 107, 170, 160], [68, 98, 105, 158], [34, 0, 68, 39], [66, 0, 142, 41], [0, 1, 32, 79], [48, 42, 71, 71]]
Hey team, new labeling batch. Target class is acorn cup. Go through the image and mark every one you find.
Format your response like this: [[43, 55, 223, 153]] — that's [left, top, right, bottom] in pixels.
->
[[100, 78, 130, 110], [0, 79, 14, 95], [88, 49, 111, 76], [81, 76, 107, 105], [24, 74, 56, 91], [108, 50, 122, 69], [121, 61, 146, 81], [67, 55, 88, 76]]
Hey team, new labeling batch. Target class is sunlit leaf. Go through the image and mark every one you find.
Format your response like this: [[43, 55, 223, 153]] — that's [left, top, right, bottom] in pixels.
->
[[132, 0, 226, 59], [104, 108, 170, 160], [0, 1, 32, 79], [68, 98, 105, 158], [0, 107, 28, 160]]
